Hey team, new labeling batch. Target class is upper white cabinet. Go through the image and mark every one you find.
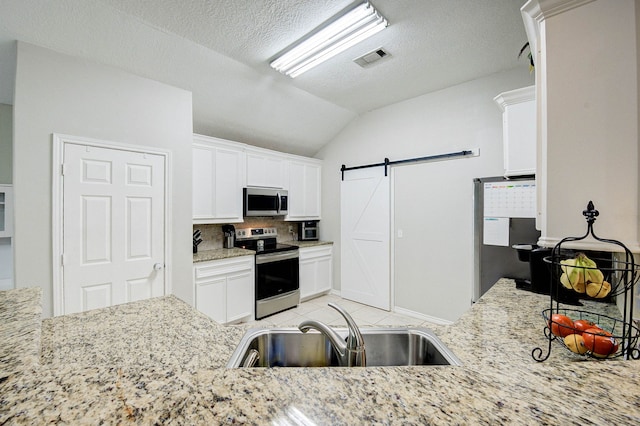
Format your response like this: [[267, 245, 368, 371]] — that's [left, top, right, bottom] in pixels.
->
[[287, 158, 322, 220], [494, 86, 536, 177], [245, 147, 288, 189], [193, 135, 245, 224], [192, 134, 322, 222]]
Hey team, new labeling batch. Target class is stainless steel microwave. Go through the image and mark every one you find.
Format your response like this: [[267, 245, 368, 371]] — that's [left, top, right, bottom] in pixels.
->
[[243, 188, 288, 217]]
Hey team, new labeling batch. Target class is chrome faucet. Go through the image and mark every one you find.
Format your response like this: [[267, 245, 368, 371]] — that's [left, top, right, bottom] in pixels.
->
[[298, 303, 366, 367]]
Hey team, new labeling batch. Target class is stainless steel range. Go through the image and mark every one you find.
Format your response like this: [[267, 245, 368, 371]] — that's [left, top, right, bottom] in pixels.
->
[[235, 227, 299, 320]]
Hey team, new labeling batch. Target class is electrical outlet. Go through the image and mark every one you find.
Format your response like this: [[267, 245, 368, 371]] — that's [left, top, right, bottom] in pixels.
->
[[288, 225, 294, 233]]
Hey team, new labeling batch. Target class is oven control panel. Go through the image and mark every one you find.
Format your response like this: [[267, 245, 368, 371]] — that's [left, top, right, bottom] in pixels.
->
[[236, 227, 278, 240]]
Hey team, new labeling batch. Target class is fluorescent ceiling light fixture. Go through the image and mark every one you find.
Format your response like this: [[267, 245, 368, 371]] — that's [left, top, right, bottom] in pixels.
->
[[270, 1, 388, 78]]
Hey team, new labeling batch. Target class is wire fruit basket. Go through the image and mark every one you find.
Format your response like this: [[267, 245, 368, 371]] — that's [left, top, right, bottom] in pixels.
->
[[533, 202, 640, 361]]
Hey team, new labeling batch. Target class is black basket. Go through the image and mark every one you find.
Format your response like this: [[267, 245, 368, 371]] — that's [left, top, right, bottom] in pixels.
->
[[532, 202, 640, 362], [544, 252, 640, 298], [542, 308, 640, 359]]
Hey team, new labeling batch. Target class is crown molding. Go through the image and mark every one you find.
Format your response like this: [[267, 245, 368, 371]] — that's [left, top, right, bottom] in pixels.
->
[[520, 0, 596, 59], [493, 85, 535, 111]]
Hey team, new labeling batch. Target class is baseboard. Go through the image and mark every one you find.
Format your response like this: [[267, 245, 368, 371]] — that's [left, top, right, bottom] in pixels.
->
[[393, 306, 453, 326], [329, 289, 341, 297]]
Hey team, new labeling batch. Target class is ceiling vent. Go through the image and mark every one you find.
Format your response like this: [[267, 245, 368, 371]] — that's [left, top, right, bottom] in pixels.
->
[[354, 48, 391, 68]]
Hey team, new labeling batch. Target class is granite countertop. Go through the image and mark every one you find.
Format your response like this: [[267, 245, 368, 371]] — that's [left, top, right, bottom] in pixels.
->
[[2, 279, 640, 424], [193, 247, 255, 263], [288, 240, 333, 248], [193, 241, 333, 263]]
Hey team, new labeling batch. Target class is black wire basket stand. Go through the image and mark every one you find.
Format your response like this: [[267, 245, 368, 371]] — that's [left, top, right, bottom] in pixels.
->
[[532, 201, 640, 361]]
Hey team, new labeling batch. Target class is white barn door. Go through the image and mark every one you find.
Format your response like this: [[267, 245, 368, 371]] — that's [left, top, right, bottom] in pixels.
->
[[341, 167, 390, 310], [61, 142, 166, 314]]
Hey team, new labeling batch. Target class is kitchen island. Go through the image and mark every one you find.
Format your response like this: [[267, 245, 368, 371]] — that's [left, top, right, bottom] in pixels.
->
[[2, 279, 639, 424]]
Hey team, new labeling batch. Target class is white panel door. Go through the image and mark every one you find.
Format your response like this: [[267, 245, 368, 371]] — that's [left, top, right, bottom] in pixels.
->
[[341, 168, 390, 310], [63, 143, 166, 314]]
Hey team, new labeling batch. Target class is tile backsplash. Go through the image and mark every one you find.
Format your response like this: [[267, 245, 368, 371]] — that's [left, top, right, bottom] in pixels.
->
[[193, 218, 299, 251]]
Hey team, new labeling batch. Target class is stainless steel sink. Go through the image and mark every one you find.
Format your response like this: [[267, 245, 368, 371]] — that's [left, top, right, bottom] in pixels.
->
[[227, 327, 462, 368]]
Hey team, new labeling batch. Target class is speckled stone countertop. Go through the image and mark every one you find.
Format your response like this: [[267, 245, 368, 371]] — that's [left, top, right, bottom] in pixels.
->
[[193, 247, 255, 263], [193, 241, 332, 263], [288, 240, 333, 248], [2, 279, 640, 424], [0, 287, 42, 380]]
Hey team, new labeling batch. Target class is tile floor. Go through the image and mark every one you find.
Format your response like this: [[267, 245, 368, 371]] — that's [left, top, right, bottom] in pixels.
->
[[245, 293, 437, 328]]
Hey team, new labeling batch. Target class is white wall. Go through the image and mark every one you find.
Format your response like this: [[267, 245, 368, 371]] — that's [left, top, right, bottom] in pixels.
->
[[13, 42, 193, 317], [316, 67, 533, 322], [539, 0, 639, 251]]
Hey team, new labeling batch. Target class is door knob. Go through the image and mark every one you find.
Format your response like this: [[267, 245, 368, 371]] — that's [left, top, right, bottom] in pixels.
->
[[153, 263, 164, 271]]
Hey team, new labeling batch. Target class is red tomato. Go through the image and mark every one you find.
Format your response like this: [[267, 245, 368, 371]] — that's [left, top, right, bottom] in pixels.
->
[[582, 327, 619, 357], [573, 319, 598, 334], [549, 314, 575, 337]]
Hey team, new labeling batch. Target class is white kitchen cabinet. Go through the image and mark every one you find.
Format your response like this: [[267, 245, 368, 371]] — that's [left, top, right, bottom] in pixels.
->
[[193, 255, 254, 324], [286, 158, 322, 220], [299, 245, 333, 301], [0, 185, 13, 238], [494, 86, 536, 177], [0, 185, 13, 290], [193, 135, 245, 224], [245, 147, 288, 189]]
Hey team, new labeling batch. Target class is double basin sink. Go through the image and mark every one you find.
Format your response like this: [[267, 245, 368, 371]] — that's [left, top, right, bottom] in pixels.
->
[[227, 326, 461, 368]]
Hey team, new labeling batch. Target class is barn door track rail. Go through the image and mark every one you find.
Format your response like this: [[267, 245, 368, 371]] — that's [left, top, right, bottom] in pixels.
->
[[340, 149, 477, 180]]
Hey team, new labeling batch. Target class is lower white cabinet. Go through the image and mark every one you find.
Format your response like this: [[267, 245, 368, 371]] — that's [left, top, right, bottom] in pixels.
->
[[299, 245, 333, 301], [193, 255, 254, 324]]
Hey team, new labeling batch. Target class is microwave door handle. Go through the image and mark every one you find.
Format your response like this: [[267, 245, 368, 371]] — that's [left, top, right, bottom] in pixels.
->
[[276, 192, 281, 214]]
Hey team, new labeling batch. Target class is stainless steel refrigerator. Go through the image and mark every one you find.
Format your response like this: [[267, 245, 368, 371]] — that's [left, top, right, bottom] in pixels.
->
[[473, 176, 540, 301]]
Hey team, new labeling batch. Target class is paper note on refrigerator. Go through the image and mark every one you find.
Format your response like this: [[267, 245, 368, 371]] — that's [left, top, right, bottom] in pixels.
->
[[483, 217, 510, 246]]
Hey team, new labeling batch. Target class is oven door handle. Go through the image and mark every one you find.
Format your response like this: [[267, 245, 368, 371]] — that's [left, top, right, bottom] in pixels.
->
[[255, 250, 299, 264]]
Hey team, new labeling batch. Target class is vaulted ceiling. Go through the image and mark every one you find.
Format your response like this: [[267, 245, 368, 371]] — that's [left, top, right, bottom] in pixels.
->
[[0, 0, 529, 156]]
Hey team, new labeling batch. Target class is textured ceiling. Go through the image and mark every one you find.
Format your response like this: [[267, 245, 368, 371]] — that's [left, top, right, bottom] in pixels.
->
[[0, 0, 530, 155]]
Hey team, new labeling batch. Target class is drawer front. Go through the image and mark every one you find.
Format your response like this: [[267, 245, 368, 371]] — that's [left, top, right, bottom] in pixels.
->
[[194, 256, 254, 281], [298, 245, 332, 261]]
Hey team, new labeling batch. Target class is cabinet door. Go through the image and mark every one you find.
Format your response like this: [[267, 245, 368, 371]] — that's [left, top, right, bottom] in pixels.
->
[[195, 276, 227, 323], [299, 258, 316, 300], [503, 99, 536, 176], [192, 145, 215, 221], [226, 270, 254, 323], [287, 160, 321, 220], [315, 255, 332, 294], [0, 185, 13, 237], [213, 147, 244, 222], [303, 163, 321, 218], [246, 151, 287, 189], [193, 137, 245, 224], [299, 245, 333, 300], [287, 162, 306, 218], [494, 86, 536, 177]]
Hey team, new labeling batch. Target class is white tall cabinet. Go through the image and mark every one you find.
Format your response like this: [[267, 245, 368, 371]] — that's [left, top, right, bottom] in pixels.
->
[[193, 135, 245, 224], [0, 184, 13, 290], [287, 158, 321, 220]]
